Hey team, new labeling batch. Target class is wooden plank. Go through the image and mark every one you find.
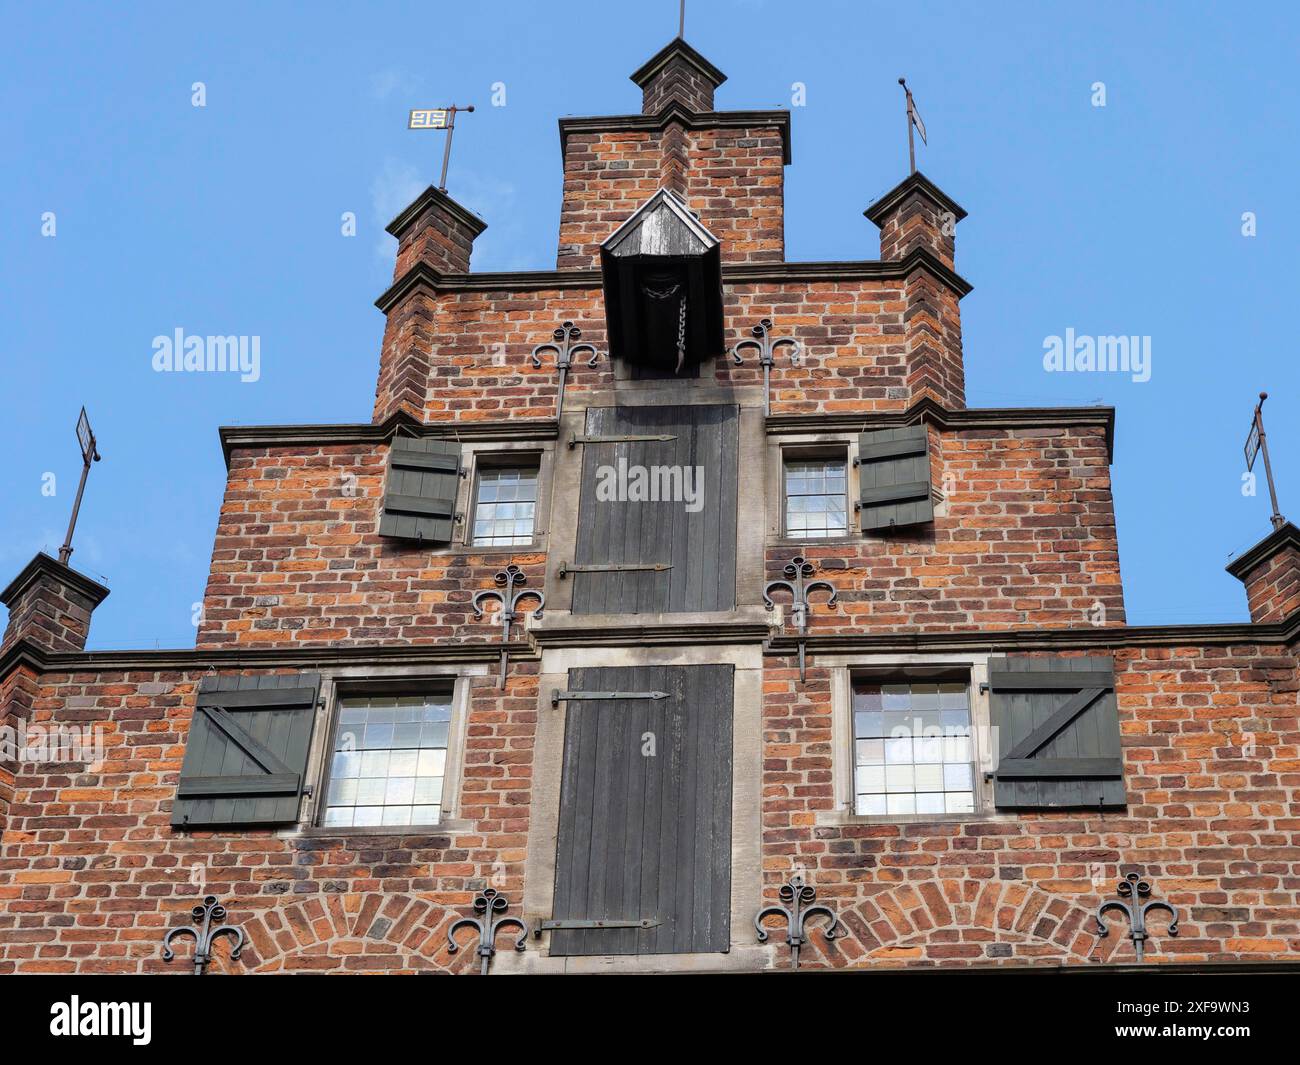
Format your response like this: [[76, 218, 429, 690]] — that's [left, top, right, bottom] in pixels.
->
[[995, 758, 1124, 779]]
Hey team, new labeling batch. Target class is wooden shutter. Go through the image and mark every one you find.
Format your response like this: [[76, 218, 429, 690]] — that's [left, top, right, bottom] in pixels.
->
[[171, 673, 321, 828], [988, 656, 1125, 810], [857, 425, 934, 530], [571, 404, 738, 615], [378, 436, 461, 543], [550, 665, 733, 956]]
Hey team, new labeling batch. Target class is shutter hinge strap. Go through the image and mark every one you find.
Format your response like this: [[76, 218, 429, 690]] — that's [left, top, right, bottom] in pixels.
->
[[534, 917, 661, 937], [566, 433, 676, 449], [550, 689, 669, 707], [557, 560, 672, 578]]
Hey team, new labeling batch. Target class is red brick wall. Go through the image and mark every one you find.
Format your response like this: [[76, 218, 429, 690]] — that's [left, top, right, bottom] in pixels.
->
[[1239, 545, 1300, 624], [377, 278, 967, 426], [197, 443, 545, 648], [760, 644, 1300, 967], [556, 124, 785, 269], [772, 424, 1126, 632], [0, 665, 537, 974]]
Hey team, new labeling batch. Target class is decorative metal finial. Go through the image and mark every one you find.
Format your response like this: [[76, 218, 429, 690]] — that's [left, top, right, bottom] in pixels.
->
[[530, 321, 601, 422], [731, 318, 801, 417], [472, 564, 544, 687], [1245, 392, 1286, 531], [58, 406, 102, 566], [763, 555, 838, 681], [754, 874, 842, 970], [1094, 871, 1179, 963], [161, 895, 245, 976], [447, 888, 529, 975]]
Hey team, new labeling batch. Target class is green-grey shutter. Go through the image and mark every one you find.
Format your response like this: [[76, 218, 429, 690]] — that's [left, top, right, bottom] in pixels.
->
[[571, 404, 738, 614], [171, 673, 321, 828], [857, 425, 934, 530], [988, 656, 1125, 810], [378, 436, 461, 543], [550, 665, 733, 956]]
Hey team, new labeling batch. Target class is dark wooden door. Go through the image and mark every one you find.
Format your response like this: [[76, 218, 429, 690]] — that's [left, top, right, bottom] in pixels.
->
[[550, 665, 734, 956], [571, 404, 738, 615]]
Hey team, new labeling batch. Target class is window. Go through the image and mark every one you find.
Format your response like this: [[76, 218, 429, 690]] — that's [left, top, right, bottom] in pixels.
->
[[852, 680, 975, 816], [471, 465, 538, 546], [322, 692, 451, 828], [784, 457, 847, 538]]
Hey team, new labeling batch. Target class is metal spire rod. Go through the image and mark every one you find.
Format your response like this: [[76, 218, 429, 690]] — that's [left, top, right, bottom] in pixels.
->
[[408, 104, 475, 194], [679, 0, 685, 38], [1246, 392, 1286, 531], [58, 407, 100, 566], [898, 77, 926, 174]]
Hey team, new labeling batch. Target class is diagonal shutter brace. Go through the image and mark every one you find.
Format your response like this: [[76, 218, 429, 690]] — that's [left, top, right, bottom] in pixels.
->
[[550, 689, 669, 707]]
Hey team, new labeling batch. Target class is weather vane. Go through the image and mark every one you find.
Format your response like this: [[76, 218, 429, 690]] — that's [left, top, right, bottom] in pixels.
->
[[57, 406, 101, 566], [898, 77, 927, 173], [1244, 392, 1286, 530], [409, 103, 475, 193]]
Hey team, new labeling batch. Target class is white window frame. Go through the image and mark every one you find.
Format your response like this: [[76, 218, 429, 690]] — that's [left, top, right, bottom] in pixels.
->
[[295, 666, 484, 835], [824, 655, 1006, 826]]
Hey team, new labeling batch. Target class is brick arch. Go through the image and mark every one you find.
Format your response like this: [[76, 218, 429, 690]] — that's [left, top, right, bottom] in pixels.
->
[[237, 893, 483, 974], [786, 881, 1109, 969]]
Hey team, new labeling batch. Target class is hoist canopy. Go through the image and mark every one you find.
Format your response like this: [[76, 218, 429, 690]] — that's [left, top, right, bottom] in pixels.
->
[[600, 188, 724, 373]]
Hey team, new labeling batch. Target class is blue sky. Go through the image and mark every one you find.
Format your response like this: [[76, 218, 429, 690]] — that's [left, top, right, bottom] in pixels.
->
[[2, 0, 1296, 649]]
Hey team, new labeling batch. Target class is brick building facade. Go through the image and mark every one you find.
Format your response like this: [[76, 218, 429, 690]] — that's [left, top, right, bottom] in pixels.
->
[[2, 37, 1298, 975]]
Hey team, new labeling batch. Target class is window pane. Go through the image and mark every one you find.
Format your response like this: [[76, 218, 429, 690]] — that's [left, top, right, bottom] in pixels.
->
[[472, 466, 540, 546], [783, 457, 848, 538], [323, 693, 452, 828], [852, 678, 975, 819]]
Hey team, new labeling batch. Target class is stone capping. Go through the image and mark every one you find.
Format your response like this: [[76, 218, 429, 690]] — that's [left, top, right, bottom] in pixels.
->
[[558, 105, 792, 164], [766, 395, 1117, 462], [215, 398, 1108, 470], [218, 414, 559, 467], [766, 608, 1300, 656], [0, 636, 537, 680], [864, 169, 968, 226], [629, 37, 727, 92], [5, 606, 1298, 684], [384, 185, 487, 241], [1225, 521, 1300, 579], [0, 553, 110, 611], [374, 246, 972, 313]]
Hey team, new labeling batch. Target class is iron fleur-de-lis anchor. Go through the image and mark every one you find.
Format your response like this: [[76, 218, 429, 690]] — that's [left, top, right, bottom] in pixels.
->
[[754, 874, 843, 970], [447, 888, 529, 975], [1094, 871, 1179, 963], [472, 564, 544, 686], [731, 318, 801, 417], [161, 895, 245, 976], [763, 555, 838, 681], [531, 321, 601, 422]]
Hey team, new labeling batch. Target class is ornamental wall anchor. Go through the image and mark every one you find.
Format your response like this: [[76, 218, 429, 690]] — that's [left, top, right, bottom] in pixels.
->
[[447, 888, 529, 975], [1094, 871, 1179, 963], [472, 564, 544, 687], [762, 554, 838, 681], [754, 874, 843, 971], [730, 317, 801, 417], [161, 895, 245, 976], [530, 320, 601, 422]]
